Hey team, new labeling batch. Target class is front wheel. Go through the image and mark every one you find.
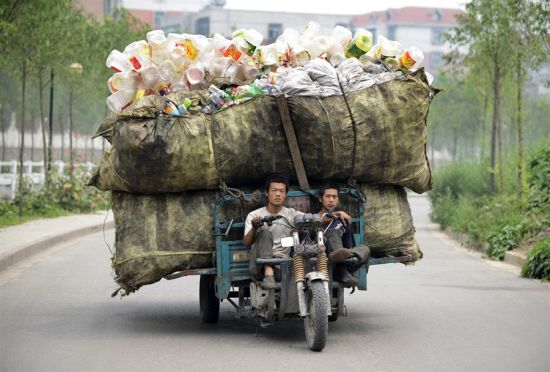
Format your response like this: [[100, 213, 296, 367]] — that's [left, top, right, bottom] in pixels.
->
[[304, 281, 328, 351], [199, 274, 220, 323]]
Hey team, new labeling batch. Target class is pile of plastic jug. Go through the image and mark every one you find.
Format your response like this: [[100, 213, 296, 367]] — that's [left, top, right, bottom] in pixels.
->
[[105, 22, 426, 113]]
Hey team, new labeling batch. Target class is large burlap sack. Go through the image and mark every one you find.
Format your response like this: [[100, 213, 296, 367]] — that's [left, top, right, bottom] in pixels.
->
[[111, 189, 267, 294], [90, 70, 433, 193], [360, 184, 423, 263], [287, 70, 432, 193]]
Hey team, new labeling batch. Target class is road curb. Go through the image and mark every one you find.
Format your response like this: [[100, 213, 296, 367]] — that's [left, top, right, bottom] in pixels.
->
[[0, 221, 115, 272]]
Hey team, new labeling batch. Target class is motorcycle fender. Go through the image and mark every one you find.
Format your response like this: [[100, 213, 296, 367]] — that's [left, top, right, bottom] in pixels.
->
[[305, 271, 325, 283]]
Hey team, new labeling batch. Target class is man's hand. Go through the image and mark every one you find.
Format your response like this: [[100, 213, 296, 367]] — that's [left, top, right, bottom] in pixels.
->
[[252, 217, 264, 230], [334, 211, 352, 224]]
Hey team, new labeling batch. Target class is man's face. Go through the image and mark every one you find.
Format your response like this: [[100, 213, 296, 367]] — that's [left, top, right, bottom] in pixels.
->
[[320, 188, 339, 211], [267, 182, 287, 207]]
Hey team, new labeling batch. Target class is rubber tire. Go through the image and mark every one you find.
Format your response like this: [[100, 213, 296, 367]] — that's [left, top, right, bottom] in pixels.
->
[[328, 313, 338, 322], [304, 281, 328, 351], [199, 274, 220, 324]]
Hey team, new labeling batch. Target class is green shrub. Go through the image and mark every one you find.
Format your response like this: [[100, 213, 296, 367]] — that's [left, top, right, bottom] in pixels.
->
[[486, 219, 538, 260], [521, 236, 550, 281], [527, 142, 550, 212]]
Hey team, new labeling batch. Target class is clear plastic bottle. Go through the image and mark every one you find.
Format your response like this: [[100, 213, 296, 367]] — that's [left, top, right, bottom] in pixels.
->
[[306, 36, 330, 59], [258, 44, 279, 66], [106, 50, 133, 72], [399, 46, 424, 70], [158, 60, 176, 82], [140, 65, 161, 89], [301, 21, 321, 44]]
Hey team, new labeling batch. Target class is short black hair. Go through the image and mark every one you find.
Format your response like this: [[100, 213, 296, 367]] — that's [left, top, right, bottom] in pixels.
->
[[264, 173, 290, 192], [319, 182, 340, 197]]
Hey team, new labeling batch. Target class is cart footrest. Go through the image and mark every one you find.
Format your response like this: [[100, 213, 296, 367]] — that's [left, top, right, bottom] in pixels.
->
[[164, 267, 217, 280]]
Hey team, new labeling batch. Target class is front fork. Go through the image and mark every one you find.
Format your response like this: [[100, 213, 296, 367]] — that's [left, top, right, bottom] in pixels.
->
[[293, 229, 332, 317]]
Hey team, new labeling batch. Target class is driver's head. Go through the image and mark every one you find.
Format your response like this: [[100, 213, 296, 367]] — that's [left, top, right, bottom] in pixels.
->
[[319, 182, 340, 211], [264, 174, 289, 208]]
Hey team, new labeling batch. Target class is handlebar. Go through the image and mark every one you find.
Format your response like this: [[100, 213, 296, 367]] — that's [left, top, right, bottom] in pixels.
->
[[260, 215, 283, 226]]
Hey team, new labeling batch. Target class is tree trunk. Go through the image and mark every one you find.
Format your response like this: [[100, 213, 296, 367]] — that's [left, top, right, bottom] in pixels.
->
[[69, 88, 74, 177], [1, 104, 5, 161], [497, 104, 504, 194], [18, 62, 27, 217], [39, 70, 49, 187], [489, 65, 501, 197], [516, 58, 525, 200], [452, 128, 458, 160], [60, 108, 64, 162], [480, 92, 488, 160]]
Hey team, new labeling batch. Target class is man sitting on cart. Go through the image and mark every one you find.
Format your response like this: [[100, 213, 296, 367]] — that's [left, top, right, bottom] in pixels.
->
[[318, 182, 369, 288], [243, 174, 304, 289]]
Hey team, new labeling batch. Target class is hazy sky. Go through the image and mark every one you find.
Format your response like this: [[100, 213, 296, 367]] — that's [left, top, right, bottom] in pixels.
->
[[125, 0, 468, 14]]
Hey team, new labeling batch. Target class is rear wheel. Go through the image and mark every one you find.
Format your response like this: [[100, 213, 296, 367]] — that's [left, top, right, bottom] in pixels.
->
[[304, 281, 328, 351], [199, 274, 220, 323]]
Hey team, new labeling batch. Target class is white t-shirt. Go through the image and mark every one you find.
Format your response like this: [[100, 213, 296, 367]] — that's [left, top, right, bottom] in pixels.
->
[[244, 206, 304, 258]]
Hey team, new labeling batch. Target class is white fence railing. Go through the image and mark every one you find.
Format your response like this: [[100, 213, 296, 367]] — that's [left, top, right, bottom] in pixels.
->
[[0, 161, 95, 200]]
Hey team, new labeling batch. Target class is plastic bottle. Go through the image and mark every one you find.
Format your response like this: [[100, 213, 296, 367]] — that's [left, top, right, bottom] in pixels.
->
[[258, 44, 279, 66], [301, 21, 321, 44], [331, 25, 352, 47], [243, 29, 263, 56], [222, 37, 245, 62], [329, 52, 346, 67], [107, 90, 135, 112], [399, 46, 424, 70], [380, 39, 400, 59], [291, 45, 311, 67], [158, 60, 176, 82], [107, 71, 140, 94], [209, 56, 236, 81], [306, 36, 330, 59], [186, 62, 205, 85], [123, 40, 152, 71], [345, 29, 373, 59], [106, 50, 133, 72], [147, 30, 168, 65], [140, 65, 161, 89]]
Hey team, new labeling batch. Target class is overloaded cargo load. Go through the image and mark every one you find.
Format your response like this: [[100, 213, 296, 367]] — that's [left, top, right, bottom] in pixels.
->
[[90, 69, 433, 194], [111, 184, 421, 294]]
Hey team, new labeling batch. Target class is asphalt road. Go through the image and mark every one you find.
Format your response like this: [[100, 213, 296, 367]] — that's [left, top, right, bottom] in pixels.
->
[[1, 196, 549, 372]]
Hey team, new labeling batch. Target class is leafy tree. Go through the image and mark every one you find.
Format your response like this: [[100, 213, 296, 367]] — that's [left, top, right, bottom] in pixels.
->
[[445, 0, 517, 196]]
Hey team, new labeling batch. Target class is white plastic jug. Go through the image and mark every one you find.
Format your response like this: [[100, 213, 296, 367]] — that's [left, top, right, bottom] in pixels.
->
[[107, 71, 140, 94], [123, 40, 152, 71], [186, 62, 205, 85], [158, 60, 176, 82], [244, 29, 263, 56], [106, 50, 133, 72], [106, 90, 135, 112], [140, 65, 161, 89]]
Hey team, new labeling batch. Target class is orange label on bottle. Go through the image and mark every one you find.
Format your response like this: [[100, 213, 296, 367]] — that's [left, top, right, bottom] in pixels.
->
[[400, 51, 416, 70], [223, 44, 242, 62]]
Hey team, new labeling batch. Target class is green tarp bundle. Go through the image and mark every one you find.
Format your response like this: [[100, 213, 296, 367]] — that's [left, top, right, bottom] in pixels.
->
[[111, 184, 420, 294], [90, 69, 434, 194]]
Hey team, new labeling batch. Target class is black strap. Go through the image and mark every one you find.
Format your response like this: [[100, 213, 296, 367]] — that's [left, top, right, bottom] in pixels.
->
[[276, 94, 310, 190]]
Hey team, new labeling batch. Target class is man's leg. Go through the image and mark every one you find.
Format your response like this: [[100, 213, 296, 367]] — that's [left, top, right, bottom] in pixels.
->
[[249, 230, 276, 289], [325, 229, 353, 263]]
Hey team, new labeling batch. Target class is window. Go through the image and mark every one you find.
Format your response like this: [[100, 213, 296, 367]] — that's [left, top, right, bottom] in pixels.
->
[[431, 52, 444, 69], [196, 17, 210, 36], [387, 25, 396, 40], [267, 23, 283, 42], [431, 27, 446, 45], [154, 11, 164, 29]]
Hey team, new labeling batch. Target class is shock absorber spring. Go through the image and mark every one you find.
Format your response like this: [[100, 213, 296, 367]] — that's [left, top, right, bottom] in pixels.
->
[[316, 251, 329, 280], [293, 254, 305, 283]]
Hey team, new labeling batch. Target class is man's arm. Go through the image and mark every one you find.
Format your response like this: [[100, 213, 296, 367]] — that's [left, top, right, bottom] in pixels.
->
[[243, 215, 262, 246]]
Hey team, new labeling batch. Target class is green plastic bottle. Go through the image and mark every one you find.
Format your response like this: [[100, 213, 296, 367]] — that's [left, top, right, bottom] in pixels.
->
[[345, 30, 373, 59]]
